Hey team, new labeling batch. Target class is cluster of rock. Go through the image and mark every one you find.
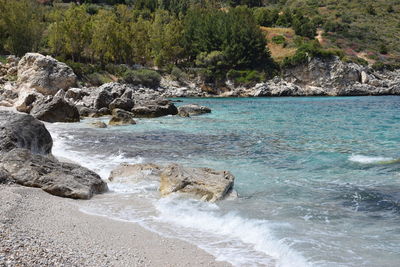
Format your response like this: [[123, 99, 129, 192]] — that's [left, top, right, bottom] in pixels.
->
[[0, 111, 108, 199], [221, 57, 400, 97], [0, 53, 212, 125], [109, 163, 236, 202]]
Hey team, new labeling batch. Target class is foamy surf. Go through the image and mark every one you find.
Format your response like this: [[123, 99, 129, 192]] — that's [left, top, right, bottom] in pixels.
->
[[348, 154, 394, 164], [49, 127, 311, 267]]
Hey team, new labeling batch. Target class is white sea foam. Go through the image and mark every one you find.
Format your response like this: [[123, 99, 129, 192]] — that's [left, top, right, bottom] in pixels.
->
[[51, 130, 143, 179], [349, 154, 393, 164], [154, 196, 311, 267], [50, 127, 311, 267]]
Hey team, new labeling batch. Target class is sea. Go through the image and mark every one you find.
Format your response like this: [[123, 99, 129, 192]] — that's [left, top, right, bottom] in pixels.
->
[[46, 96, 400, 267]]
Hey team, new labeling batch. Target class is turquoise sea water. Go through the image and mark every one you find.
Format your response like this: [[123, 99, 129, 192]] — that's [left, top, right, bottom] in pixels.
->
[[48, 96, 400, 266]]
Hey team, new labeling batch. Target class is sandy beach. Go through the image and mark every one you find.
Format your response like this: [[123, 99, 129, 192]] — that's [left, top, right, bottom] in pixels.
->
[[0, 184, 230, 267]]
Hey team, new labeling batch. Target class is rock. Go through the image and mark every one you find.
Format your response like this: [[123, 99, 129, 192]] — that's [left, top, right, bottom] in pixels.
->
[[77, 106, 96, 117], [0, 148, 108, 199], [82, 83, 131, 110], [93, 87, 113, 110], [131, 99, 178, 118], [0, 100, 13, 107], [361, 71, 369, 84], [160, 164, 235, 202], [109, 163, 235, 202], [65, 88, 88, 101], [30, 96, 80, 123], [17, 53, 77, 95], [93, 107, 111, 117], [7, 66, 17, 76], [0, 167, 12, 184], [6, 55, 19, 65], [178, 104, 211, 117], [109, 163, 162, 183], [91, 121, 107, 128], [0, 111, 52, 155], [109, 109, 136, 126], [109, 97, 134, 111], [15, 91, 42, 113]]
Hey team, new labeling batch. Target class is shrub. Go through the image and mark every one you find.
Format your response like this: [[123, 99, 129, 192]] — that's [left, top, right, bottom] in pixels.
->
[[272, 35, 286, 45], [170, 66, 187, 82], [226, 69, 264, 86], [282, 40, 343, 67], [121, 69, 161, 88], [366, 4, 377, 16], [64, 60, 101, 78]]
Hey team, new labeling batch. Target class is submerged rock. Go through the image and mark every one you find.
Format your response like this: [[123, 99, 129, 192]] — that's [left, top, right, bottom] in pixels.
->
[[0, 148, 108, 199], [17, 53, 77, 95], [178, 104, 211, 117], [91, 121, 107, 128], [30, 95, 80, 123], [109, 163, 235, 202], [109, 108, 136, 126], [0, 111, 52, 154]]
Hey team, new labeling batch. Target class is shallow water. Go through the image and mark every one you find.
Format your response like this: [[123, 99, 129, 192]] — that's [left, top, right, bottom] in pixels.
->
[[47, 96, 400, 267]]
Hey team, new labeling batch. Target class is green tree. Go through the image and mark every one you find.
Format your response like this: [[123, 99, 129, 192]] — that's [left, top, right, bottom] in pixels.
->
[[47, 5, 92, 61], [0, 0, 44, 56], [150, 10, 184, 67]]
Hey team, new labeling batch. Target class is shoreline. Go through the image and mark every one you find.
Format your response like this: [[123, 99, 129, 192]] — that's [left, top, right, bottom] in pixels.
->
[[0, 184, 231, 267]]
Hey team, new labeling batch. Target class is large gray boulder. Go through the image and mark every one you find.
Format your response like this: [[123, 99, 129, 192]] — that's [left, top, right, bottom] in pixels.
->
[[17, 53, 77, 95], [30, 95, 80, 123], [131, 99, 178, 118], [0, 148, 108, 199], [0, 111, 52, 154], [178, 104, 211, 117], [109, 163, 235, 202], [109, 97, 134, 111]]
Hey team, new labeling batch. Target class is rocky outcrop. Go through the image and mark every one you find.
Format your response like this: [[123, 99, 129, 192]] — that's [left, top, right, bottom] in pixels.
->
[[0, 111, 52, 154], [109, 109, 136, 126], [109, 163, 235, 202], [131, 99, 178, 118], [17, 53, 77, 95], [178, 104, 211, 117], [30, 94, 80, 123], [0, 111, 107, 199], [0, 148, 107, 199]]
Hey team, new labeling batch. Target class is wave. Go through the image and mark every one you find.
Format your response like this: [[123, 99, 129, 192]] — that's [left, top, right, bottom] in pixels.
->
[[348, 154, 395, 164], [154, 196, 310, 267], [50, 127, 311, 267]]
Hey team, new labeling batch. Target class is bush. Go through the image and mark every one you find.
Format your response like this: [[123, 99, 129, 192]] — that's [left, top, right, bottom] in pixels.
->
[[121, 69, 161, 88], [282, 40, 343, 67], [170, 66, 187, 82], [226, 69, 264, 86], [272, 35, 286, 45], [64, 60, 101, 78]]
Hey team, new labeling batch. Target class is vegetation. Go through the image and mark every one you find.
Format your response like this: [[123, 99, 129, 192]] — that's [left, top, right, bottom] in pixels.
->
[[0, 0, 399, 87]]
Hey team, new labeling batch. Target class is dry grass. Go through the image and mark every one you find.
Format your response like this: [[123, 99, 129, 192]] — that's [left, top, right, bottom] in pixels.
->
[[261, 27, 298, 62]]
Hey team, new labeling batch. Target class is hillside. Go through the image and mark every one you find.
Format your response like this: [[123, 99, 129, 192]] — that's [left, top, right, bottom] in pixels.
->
[[269, 0, 400, 64]]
